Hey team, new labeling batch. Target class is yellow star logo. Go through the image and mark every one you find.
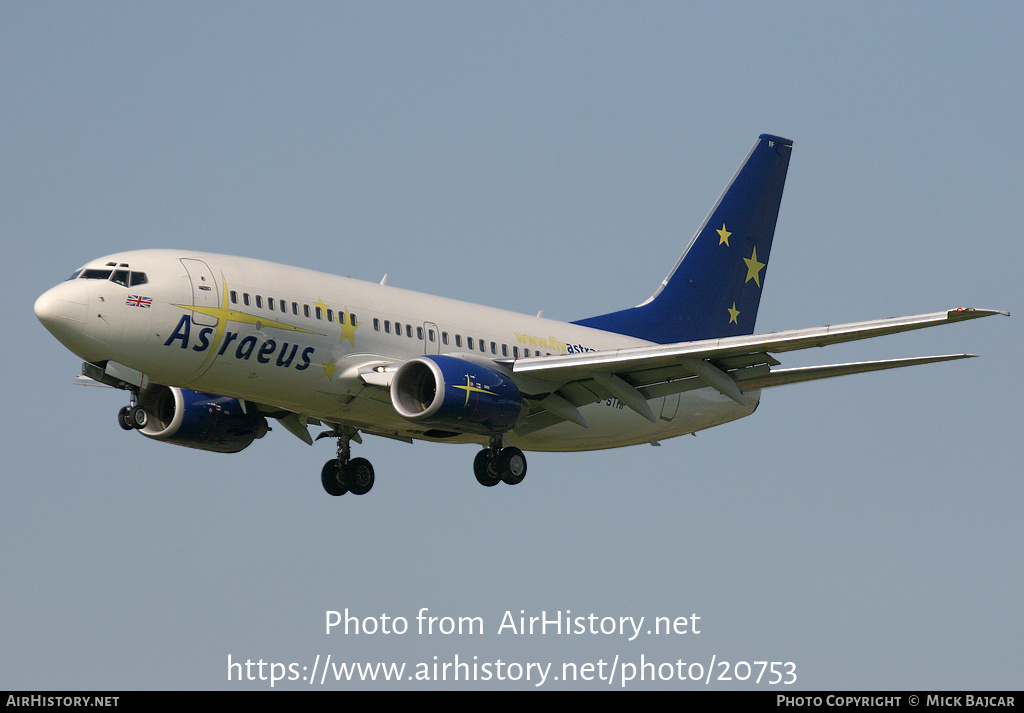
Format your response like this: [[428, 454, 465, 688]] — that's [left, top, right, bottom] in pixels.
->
[[337, 307, 359, 346], [717, 224, 731, 246], [743, 246, 766, 287], [320, 359, 339, 380], [727, 302, 740, 324], [315, 297, 331, 317], [452, 375, 492, 406], [174, 277, 322, 366]]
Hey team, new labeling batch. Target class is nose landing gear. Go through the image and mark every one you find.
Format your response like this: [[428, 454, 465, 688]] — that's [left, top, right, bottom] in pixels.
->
[[117, 393, 148, 431]]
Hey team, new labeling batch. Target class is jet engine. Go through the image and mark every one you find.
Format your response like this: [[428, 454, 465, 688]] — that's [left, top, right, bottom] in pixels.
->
[[390, 355, 523, 435], [135, 385, 269, 453]]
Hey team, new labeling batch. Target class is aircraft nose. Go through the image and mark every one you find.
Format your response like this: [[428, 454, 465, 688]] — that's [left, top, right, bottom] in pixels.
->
[[35, 281, 88, 346]]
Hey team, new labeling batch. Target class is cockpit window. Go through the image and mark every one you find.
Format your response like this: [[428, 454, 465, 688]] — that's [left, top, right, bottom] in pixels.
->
[[81, 269, 113, 280], [73, 267, 148, 286]]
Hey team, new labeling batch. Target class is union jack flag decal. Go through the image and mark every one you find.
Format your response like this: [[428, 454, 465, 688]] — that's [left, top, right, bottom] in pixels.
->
[[126, 295, 152, 308]]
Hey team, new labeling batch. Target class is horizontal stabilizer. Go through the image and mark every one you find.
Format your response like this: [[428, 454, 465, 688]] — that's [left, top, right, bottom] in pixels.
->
[[735, 354, 977, 390]]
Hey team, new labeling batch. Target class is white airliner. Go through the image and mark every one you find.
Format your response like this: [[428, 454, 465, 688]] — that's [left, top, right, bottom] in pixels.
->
[[35, 135, 1006, 498]]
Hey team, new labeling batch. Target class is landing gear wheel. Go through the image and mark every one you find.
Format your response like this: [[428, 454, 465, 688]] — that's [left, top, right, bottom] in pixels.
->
[[473, 450, 502, 487], [346, 458, 375, 495], [321, 460, 348, 497], [319, 427, 375, 499], [499, 447, 527, 485], [118, 406, 134, 431], [128, 405, 148, 429]]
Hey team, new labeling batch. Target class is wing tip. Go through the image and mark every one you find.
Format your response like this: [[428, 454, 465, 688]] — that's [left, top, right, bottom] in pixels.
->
[[947, 307, 1010, 319]]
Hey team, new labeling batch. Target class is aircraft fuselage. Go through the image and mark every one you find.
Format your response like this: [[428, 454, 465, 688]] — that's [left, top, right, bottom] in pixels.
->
[[36, 249, 759, 453]]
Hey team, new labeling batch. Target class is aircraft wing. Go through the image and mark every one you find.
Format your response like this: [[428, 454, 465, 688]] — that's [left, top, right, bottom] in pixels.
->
[[508, 308, 1007, 433]]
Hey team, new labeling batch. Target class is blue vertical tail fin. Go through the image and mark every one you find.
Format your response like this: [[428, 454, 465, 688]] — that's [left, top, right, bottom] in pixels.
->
[[572, 134, 793, 344]]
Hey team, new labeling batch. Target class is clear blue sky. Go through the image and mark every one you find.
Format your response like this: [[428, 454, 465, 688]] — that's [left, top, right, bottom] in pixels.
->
[[2, 2, 1020, 690]]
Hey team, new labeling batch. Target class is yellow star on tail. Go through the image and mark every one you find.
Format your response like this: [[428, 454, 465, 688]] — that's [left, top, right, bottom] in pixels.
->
[[744, 246, 766, 287], [717, 224, 731, 246], [728, 302, 740, 324]]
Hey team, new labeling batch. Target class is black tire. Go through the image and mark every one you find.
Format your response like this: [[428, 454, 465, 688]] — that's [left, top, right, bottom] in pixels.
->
[[346, 458, 375, 495], [321, 460, 348, 496], [473, 449, 502, 487], [118, 406, 134, 431], [499, 447, 527, 485], [129, 405, 148, 429]]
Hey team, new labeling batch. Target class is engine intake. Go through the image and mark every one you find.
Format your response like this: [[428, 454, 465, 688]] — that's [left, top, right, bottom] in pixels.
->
[[391, 355, 522, 435], [136, 385, 268, 453]]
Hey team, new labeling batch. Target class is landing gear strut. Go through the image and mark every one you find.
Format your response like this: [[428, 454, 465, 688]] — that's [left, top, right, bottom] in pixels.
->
[[473, 437, 527, 487], [320, 427, 375, 497]]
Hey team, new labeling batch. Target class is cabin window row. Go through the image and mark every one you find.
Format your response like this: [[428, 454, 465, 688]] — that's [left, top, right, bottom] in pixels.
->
[[370, 318, 543, 359], [228, 290, 357, 327], [370, 319, 432, 341], [225, 291, 550, 361]]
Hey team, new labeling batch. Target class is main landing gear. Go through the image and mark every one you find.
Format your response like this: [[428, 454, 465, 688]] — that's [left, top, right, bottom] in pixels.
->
[[320, 427, 375, 497], [317, 430, 526, 497], [473, 437, 527, 487]]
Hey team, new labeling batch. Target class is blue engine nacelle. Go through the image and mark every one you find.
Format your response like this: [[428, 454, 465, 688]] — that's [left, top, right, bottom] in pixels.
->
[[390, 355, 523, 435], [136, 385, 269, 453]]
